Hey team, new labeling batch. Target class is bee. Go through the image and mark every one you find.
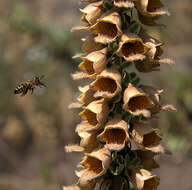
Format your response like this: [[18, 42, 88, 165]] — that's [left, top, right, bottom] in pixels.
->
[[14, 75, 47, 96]]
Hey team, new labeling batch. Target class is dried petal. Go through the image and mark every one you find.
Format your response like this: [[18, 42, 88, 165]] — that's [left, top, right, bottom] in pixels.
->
[[80, 148, 111, 180], [123, 83, 153, 117], [91, 68, 121, 99], [117, 32, 148, 62], [91, 10, 121, 44], [132, 122, 162, 147], [79, 48, 108, 78], [114, 0, 135, 8], [130, 168, 159, 190], [80, 99, 109, 128], [98, 116, 129, 150], [80, 1, 103, 25], [81, 34, 104, 53]]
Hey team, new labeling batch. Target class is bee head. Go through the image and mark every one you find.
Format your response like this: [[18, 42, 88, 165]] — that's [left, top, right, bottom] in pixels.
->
[[34, 75, 47, 87]]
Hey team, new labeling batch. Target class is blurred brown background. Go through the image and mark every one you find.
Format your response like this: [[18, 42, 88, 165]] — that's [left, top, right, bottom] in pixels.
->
[[0, 0, 191, 190]]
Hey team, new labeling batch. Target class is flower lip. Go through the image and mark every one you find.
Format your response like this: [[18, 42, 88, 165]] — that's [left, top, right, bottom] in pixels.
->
[[93, 77, 117, 94], [128, 94, 153, 112], [81, 109, 98, 126], [93, 21, 118, 38], [121, 40, 146, 57]]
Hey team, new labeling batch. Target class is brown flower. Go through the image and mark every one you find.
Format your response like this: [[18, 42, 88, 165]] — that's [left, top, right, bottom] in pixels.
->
[[81, 34, 104, 54], [136, 150, 159, 170], [80, 99, 109, 129], [63, 177, 96, 190], [91, 10, 121, 44], [80, 148, 111, 181], [130, 168, 159, 190], [135, 0, 169, 26], [65, 130, 99, 153], [98, 116, 129, 150], [117, 32, 148, 62], [81, 1, 103, 25], [79, 48, 108, 78], [91, 68, 121, 99], [114, 0, 135, 8], [123, 83, 153, 117], [132, 122, 162, 147], [69, 85, 96, 109]]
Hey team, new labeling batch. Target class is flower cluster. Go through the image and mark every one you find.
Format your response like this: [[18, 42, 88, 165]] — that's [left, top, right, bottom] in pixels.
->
[[65, 0, 176, 189]]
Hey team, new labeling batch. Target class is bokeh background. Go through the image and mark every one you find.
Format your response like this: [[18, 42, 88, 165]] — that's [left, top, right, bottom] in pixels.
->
[[0, 0, 191, 190]]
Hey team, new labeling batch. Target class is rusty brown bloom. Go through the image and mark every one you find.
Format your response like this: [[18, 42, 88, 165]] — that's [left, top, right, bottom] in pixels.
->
[[98, 116, 129, 150]]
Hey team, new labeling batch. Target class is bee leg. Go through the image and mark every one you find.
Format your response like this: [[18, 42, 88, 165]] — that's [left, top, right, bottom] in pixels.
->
[[30, 87, 34, 94], [21, 86, 29, 96]]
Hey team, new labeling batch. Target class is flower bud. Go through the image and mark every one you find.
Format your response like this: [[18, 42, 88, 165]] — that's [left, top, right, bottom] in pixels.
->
[[91, 68, 121, 99], [98, 116, 129, 150], [117, 32, 148, 62], [81, 1, 103, 25], [91, 10, 121, 44], [79, 48, 108, 78], [123, 83, 153, 117]]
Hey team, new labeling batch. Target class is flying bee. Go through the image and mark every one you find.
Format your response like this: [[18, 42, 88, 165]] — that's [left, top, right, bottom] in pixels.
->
[[14, 75, 47, 96]]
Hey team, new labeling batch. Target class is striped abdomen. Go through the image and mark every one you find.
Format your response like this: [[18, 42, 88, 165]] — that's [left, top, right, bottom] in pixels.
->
[[14, 83, 28, 94]]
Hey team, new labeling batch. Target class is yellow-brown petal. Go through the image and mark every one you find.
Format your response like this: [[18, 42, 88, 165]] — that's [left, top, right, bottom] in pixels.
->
[[139, 85, 163, 115], [63, 177, 96, 190], [80, 148, 111, 180], [80, 1, 103, 25], [80, 99, 109, 127], [78, 85, 96, 106], [91, 10, 121, 44], [136, 150, 159, 170], [78, 130, 100, 153], [130, 168, 159, 190], [123, 83, 153, 117], [79, 48, 108, 78], [81, 34, 104, 54], [117, 32, 148, 62], [132, 122, 162, 147], [114, 0, 134, 8], [98, 116, 129, 150], [136, 0, 169, 26], [91, 68, 121, 99]]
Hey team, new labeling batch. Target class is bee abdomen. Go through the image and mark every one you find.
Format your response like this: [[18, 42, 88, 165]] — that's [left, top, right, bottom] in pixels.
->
[[14, 84, 26, 94]]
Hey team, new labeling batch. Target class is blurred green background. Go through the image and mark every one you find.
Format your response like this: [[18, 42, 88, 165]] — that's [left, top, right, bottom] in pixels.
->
[[0, 0, 191, 190]]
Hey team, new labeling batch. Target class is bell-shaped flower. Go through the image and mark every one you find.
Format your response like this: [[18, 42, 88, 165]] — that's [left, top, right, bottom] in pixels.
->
[[98, 116, 129, 150], [123, 83, 153, 117], [91, 68, 121, 99], [63, 177, 96, 190], [117, 32, 148, 62], [130, 168, 159, 190], [69, 85, 96, 109], [79, 99, 109, 130], [91, 10, 121, 44], [135, 0, 169, 26], [81, 34, 104, 54], [81, 1, 103, 25], [80, 148, 111, 181], [79, 48, 108, 78], [132, 122, 162, 147], [136, 150, 159, 170]]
